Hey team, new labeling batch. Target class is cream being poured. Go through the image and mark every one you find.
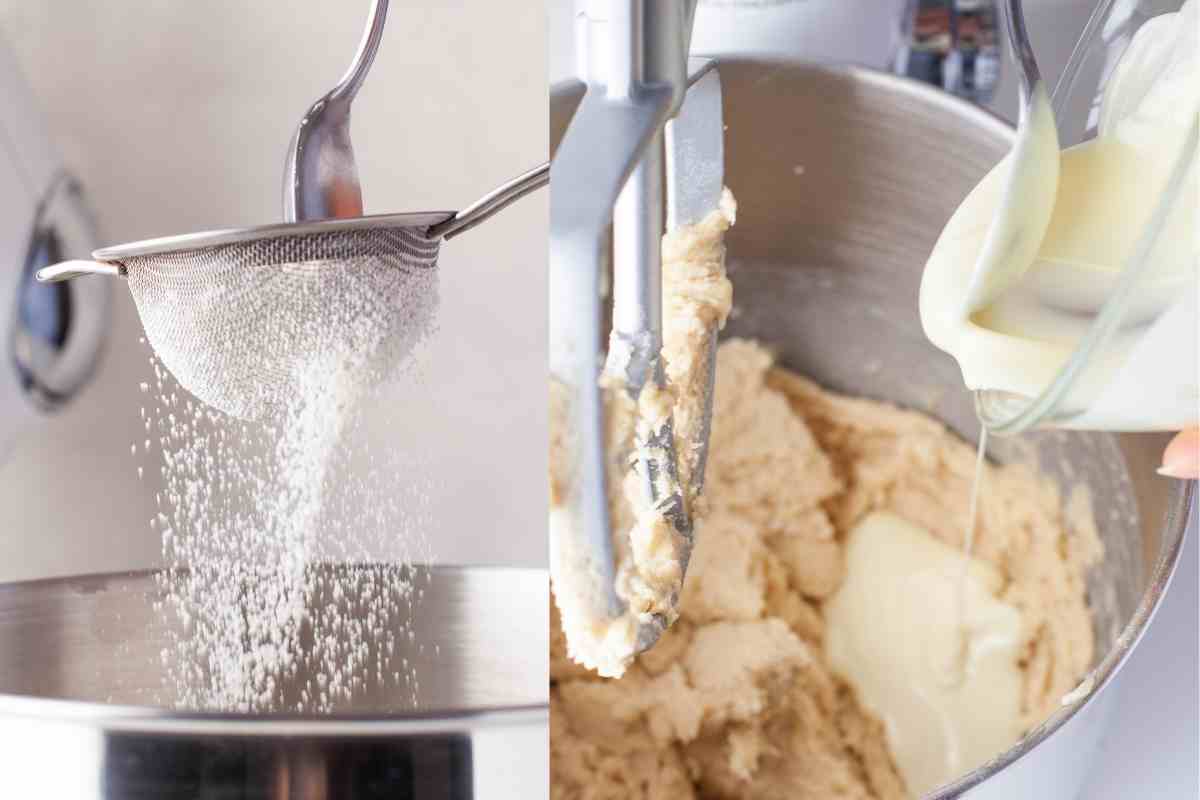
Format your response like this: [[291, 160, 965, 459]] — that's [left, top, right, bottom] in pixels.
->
[[919, 0, 1198, 431]]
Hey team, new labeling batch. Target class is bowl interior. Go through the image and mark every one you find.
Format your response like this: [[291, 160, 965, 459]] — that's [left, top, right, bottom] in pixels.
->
[[551, 59, 1190, 790], [0, 565, 548, 716]]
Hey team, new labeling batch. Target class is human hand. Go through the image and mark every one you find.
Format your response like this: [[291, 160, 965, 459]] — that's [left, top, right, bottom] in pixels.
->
[[1159, 428, 1199, 479]]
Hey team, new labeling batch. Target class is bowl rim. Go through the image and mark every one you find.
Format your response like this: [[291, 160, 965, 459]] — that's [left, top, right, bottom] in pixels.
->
[[0, 564, 550, 732], [93, 210, 455, 262]]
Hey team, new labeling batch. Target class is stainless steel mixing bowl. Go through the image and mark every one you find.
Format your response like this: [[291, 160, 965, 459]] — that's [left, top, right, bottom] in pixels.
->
[[0, 565, 548, 798], [552, 62, 1194, 799]]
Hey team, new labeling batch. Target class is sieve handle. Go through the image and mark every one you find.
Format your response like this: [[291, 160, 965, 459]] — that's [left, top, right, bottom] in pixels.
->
[[429, 162, 549, 241], [36, 260, 122, 283]]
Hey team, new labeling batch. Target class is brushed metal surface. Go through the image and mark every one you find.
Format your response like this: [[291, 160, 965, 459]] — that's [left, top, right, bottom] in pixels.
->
[[0, 565, 546, 714], [551, 61, 1193, 799], [0, 565, 548, 798]]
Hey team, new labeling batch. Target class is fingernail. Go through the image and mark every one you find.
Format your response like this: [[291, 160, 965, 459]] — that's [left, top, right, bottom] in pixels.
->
[[1157, 461, 1196, 479], [1159, 429, 1200, 479]]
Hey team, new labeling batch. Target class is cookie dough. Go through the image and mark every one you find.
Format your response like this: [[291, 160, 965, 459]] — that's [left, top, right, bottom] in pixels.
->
[[550, 340, 1101, 799], [549, 191, 736, 679]]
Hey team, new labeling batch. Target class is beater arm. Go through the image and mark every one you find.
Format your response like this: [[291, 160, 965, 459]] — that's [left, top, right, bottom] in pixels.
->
[[550, 0, 724, 655]]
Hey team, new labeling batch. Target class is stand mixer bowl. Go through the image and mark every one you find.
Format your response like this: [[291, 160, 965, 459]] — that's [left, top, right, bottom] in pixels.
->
[[552, 61, 1192, 799], [0, 565, 548, 798]]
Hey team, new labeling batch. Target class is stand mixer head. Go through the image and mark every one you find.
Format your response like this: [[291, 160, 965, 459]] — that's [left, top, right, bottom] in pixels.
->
[[550, 0, 726, 662]]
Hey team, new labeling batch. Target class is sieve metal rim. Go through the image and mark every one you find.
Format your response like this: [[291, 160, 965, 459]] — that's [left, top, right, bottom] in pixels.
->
[[93, 210, 455, 261]]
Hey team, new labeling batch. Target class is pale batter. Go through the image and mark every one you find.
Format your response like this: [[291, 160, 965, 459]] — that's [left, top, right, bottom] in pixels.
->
[[551, 340, 1101, 799]]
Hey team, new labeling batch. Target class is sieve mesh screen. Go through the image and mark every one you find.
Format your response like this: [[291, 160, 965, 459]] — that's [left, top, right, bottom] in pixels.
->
[[125, 225, 441, 419]]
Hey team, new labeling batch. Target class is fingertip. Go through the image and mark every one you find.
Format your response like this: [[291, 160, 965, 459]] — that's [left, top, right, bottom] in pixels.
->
[[1159, 428, 1200, 480]]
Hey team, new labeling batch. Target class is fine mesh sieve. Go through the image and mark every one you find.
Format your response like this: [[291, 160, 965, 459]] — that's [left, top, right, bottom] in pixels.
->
[[124, 222, 440, 420], [37, 163, 548, 420]]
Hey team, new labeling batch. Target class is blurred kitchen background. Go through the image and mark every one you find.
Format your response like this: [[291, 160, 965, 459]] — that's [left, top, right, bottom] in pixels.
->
[[552, 0, 1124, 121], [552, 1, 1198, 798], [0, 1, 546, 573]]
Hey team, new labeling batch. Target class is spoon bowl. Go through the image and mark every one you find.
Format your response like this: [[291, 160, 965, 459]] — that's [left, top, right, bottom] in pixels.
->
[[283, 0, 389, 223]]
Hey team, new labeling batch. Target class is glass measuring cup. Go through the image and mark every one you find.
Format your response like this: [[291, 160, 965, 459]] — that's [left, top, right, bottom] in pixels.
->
[[971, 0, 1197, 435]]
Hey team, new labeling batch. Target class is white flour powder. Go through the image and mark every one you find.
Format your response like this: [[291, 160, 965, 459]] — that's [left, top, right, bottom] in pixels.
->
[[134, 257, 438, 712]]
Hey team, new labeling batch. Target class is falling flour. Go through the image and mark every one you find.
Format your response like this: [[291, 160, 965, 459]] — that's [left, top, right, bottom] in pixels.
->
[[131, 254, 439, 712]]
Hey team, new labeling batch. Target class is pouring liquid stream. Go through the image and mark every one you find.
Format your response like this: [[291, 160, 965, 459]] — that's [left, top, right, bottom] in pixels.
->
[[943, 425, 989, 687], [930, 0, 1197, 686]]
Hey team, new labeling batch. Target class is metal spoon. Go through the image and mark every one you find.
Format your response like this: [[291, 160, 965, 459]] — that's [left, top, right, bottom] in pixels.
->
[[282, 0, 389, 223]]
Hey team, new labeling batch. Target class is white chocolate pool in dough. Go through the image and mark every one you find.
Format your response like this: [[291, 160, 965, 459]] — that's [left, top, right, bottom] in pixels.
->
[[825, 511, 1023, 797]]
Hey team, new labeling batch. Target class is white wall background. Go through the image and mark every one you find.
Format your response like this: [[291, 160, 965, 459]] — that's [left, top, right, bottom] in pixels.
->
[[0, 0, 547, 577]]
